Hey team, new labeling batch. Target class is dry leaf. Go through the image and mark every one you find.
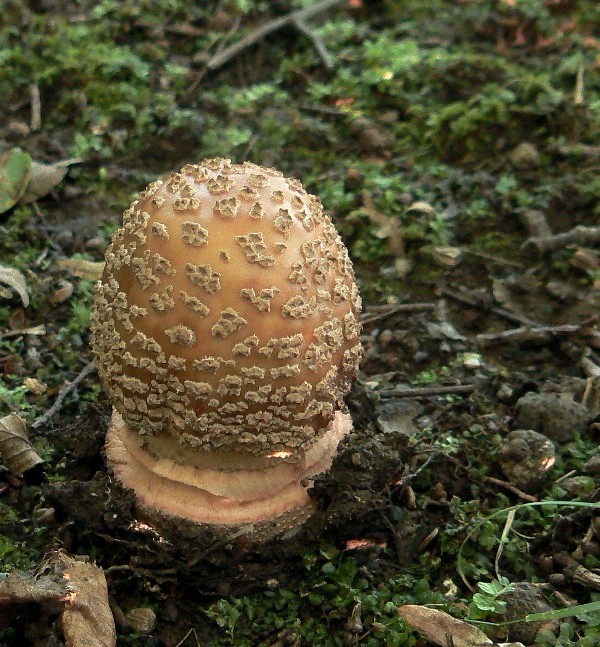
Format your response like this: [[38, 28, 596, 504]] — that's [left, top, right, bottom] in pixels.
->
[[0, 148, 31, 214], [0, 413, 43, 475], [432, 246, 462, 267], [406, 201, 436, 215], [0, 552, 116, 647], [61, 554, 116, 647], [0, 555, 68, 608], [0, 264, 29, 307], [23, 377, 48, 395], [19, 160, 70, 204], [398, 605, 494, 647], [362, 190, 405, 257], [58, 258, 105, 280]]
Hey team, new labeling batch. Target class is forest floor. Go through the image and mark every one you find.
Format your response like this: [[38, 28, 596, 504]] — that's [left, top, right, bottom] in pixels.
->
[[0, 1, 599, 645]]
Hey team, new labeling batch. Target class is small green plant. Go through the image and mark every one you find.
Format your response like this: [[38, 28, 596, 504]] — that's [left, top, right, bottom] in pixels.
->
[[470, 576, 515, 616]]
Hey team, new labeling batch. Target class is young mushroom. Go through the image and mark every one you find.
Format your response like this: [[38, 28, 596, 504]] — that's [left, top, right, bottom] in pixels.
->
[[91, 158, 362, 540]]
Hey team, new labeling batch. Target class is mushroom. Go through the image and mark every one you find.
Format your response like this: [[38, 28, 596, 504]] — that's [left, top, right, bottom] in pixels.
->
[[91, 158, 362, 539]]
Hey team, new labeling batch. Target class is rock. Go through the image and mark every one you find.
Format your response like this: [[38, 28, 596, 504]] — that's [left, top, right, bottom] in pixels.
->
[[514, 392, 589, 442], [504, 582, 557, 644], [509, 142, 540, 169], [500, 429, 555, 492], [125, 607, 156, 635]]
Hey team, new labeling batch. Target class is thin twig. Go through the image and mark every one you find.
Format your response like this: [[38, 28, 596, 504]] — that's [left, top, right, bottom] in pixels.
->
[[205, 0, 345, 72], [379, 383, 475, 399], [483, 476, 538, 503], [477, 316, 598, 348], [186, 525, 256, 567], [0, 325, 46, 339], [518, 209, 552, 239], [31, 361, 96, 429], [360, 302, 438, 325], [523, 225, 600, 254], [442, 287, 541, 328], [556, 143, 600, 160], [462, 248, 524, 268], [30, 84, 41, 131], [292, 17, 335, 69]]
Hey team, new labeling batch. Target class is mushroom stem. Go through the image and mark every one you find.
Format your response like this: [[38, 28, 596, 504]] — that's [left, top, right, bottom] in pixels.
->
[[106, 409, 351, 528]]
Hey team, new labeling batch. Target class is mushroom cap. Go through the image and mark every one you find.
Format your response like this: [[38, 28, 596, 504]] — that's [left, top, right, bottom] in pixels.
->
[[91, 159, 362, 457]]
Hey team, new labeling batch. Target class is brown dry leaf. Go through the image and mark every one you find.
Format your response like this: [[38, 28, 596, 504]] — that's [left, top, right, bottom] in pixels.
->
[[361, 190, 405, 257], [0, 413, 43, 476], [19, 160, 72, 204], [0, 264, 29, 307], [23, 377, 48, 395], [0, 148, 31, 214], [406, 201, 436, 215], [432, 246, 462, 267], [61, 554, 116, 647], [58, 258, 105, 280], [0, 555, 68, 608], [398, 605, 494, 647], [0, 552, 115, 647]]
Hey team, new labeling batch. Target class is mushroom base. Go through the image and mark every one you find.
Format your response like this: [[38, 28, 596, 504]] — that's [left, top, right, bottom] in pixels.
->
[[105, 409, 352, 539]]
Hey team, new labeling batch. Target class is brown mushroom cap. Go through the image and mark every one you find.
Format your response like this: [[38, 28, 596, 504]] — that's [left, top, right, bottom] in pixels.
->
[[91, 159, 362, 459]]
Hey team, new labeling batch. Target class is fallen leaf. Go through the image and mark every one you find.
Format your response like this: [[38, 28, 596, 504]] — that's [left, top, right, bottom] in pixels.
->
[[58, 258, 105, 280], [406, 201, 436, 215], [0, 413, 43, 476], [0, 264, 29, 306], [61, 555, 116, 647], [0, 148, 32, 214], [362, 190, 405, 257], [0, 554, 68, 608], [23, 377, 48, 395], [432, 246, 462, 267], [398, 605, 493, 647], [20, 160, 70, 204], [0, 551, 116, 647]]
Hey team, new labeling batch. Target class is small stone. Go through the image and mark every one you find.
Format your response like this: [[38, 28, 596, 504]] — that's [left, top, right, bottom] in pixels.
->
[[583, 454, 600, 475], [500, 429, 555, 492], [23, 377, 47, 395], [496, 383, 514, 402], [510, 142, 540, 169], [504, 582, 557, 644], [125, 607, 156, 635], [462, 352, 482, 369], [515, 391, 590, 442]]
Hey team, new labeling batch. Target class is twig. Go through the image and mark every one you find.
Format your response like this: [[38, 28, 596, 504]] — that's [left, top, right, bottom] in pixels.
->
[[574, 59, 585, 106], [186, 525, 256, 567], [483, 476, 538, 503], [518, 209, 552, 239], [564, 562, 600, 591], [557, 143, 600, 160], [462, 248, 524, 268], [292, 17, 335, 69], [477, 316, 598, 348], [523, 225, 600, 254], [31, 361, 96, 429], [581, 354, 600, 378], [205, 0, 345, 72], [0, 325, 46, 339], [360, 302, 438, 325], [441, 287, 541, 328], [379, 383, 475, 399], [30, 84, 41, 131]]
